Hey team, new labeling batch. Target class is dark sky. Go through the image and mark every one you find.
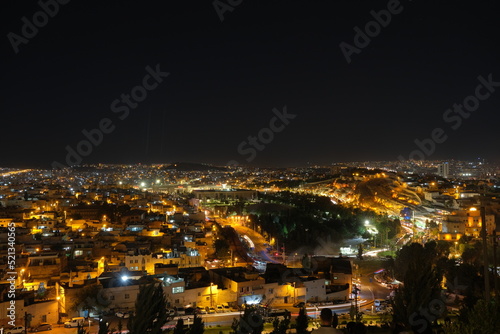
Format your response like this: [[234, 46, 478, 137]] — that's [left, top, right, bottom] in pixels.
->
[[2, 0, 500, 168]]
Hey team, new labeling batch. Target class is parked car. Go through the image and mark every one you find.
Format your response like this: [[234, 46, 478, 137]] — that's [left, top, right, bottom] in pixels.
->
[[293, 302, 305, 308], [64, 317, 85, 328], [222, 303, 231, 312], [196, 307, 207, 314], [115, 312, 130, 318], [6, 326, 25, 334], [216, 305, 224, 313], [32, 323, 52, 332], [185, 307, 195, 315], [175, 307, 186, 316], [206, 307, 216, 314]]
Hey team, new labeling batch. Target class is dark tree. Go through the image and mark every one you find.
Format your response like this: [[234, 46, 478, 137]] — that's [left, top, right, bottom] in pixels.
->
[[127, 283, 167, 334], [98, 318, 110, 334], [445, 299, 500, 334], [214, 239, 230, 258], [188, 314, 204, 334], [174, 318, 186, 334], [70, 283, 110, 316], [77, 323, 88, 334], [270, 310, 291, 334], [295, 307, 309, 334], [392, 243, 442, 331], [234, 305, 264, 334], [357, 244, 364, 260], [117, 319, 123, 334]]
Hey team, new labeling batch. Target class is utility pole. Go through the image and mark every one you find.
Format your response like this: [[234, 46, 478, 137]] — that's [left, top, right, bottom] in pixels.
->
[[492, 230, 499, 297], [386, 227, 389, 248], [480, 206, 491, 302], [282, 243, 286, 265], [353, 287, 360, 322]]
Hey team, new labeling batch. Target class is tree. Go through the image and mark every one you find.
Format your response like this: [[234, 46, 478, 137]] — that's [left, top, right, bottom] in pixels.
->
[[214, 239, 230, 259], [357, 244, 364, 260], [127, 283, 167, 334], [295, 307, 309, 334], [174, 318, 186, 334], [270, 310, 291, 334], [188, 314, 204, 334], [70, 283, 110, 316], [77, 323, 88, 334], [234, 305, 264, 334], [444, 299, 500, 334], [98, 318, 110, 334], [392, 243, 442, 331], [117, 319, 123, 334]]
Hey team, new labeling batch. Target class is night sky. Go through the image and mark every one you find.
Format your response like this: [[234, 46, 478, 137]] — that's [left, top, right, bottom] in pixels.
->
[[2, 1, 500, 168]]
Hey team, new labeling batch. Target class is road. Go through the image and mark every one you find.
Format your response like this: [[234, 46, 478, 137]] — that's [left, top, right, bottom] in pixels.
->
[[218, 218, 278, 264], [353, 259, 392, 313]]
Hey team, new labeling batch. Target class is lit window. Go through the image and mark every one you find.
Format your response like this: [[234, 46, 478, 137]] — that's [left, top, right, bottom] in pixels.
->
[[172, 287, 184, 294]]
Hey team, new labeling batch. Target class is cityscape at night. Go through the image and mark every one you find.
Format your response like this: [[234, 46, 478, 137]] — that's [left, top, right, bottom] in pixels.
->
[[2, 1, 500, 334]]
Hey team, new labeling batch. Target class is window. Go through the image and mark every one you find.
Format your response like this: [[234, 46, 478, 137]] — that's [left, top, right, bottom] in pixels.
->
[[269, 288, 274, 294], [198, 292, 201, 296], [124, 294, 130, 299], [110, 295, 114, 300], [135, 259, 138, 263], [206, 297, 210, 301], [175, 299, 179, 304], [172, 287, 184, 294], [129, 260, 133, 264]]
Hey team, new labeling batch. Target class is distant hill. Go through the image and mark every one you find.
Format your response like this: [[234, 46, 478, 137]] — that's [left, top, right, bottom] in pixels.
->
[[164, 162, 227, 171]]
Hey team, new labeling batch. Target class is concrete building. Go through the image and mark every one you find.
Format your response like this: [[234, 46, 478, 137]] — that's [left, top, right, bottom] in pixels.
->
[[439, 207, 496, 240], [209, 267, 266, 306], [26, 253, 66, 281], [437, 162, 450, 179]]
